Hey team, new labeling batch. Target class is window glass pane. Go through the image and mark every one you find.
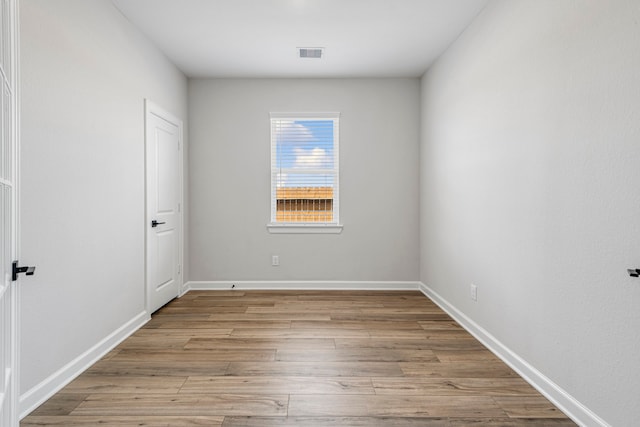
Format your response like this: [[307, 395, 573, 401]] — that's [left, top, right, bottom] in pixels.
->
[[274, 120, 334, 171], [271, 116, 338, 224]]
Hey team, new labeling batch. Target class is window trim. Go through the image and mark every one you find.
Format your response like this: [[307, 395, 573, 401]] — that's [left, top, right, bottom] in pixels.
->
[[267, 223, 343, 234], [267, 112, 342, 234]]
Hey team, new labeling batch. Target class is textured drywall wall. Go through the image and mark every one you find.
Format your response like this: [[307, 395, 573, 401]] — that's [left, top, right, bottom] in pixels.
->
[[189, 78, 420, 282], [20, 0, 187, 396], [420, 1, 640, 425]]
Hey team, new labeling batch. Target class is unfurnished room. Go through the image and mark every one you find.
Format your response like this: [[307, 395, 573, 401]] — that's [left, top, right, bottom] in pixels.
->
[[0, 1, 638, 426]]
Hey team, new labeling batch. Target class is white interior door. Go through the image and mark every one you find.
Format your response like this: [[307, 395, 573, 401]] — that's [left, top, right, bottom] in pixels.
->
[[146, 101, 183, 313], [0, 0, 19, 425]]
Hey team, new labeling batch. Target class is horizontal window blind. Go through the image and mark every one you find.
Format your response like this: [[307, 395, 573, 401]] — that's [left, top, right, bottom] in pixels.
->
[[270, 113, 339, 225]]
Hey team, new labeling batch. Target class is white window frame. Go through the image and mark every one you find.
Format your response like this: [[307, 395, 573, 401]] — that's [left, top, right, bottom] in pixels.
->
[[267, 112, 342, 234]]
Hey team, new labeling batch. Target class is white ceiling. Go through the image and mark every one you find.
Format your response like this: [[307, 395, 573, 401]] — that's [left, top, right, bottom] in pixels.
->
[[111, 0, 488, 78]]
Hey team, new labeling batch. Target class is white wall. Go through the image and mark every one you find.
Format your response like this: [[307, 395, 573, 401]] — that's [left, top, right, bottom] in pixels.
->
[[189, 79, 420, 283], [420, 1, 640, 425], [20, 0, 188, 410]]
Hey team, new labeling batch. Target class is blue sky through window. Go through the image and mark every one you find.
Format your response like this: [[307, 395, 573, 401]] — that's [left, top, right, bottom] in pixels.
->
[[275, 119, 335, 188]]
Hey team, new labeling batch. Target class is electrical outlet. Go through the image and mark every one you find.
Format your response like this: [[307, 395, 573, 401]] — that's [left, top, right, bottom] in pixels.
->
[[272, 255, 279, 266], [470, 284, 478, 301]]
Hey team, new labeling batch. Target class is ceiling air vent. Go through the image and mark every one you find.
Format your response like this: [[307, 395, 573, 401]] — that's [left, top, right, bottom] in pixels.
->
[[299, 48, 323, 59]]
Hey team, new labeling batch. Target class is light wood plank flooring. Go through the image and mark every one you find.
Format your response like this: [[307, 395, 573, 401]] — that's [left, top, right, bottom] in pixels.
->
[[22, 291, 576, 426]]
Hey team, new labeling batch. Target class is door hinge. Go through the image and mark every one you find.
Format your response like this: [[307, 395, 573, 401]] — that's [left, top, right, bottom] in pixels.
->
[[178, 203, 181, 212], [178, 264, 181, 274]]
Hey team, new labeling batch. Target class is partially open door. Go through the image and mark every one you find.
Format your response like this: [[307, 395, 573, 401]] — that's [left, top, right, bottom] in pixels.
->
[[0, 0, 20, 425], [145, 100, 183, 314]]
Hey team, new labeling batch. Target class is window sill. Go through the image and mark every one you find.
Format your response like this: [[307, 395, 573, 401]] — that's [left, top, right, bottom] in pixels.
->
[[267, 223, 343, 234]]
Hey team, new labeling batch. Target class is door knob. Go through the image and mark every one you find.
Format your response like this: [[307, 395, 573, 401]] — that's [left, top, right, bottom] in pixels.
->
[[151, 220, 166, 228], [12, 261, 36, 281]]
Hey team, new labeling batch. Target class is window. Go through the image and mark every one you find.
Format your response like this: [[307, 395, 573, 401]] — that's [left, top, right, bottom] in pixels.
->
[[268, 112, 342, 233]]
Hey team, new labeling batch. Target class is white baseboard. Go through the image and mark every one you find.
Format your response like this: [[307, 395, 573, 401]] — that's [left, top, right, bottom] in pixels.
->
[[179, 281, 190, 296], [418, 282, 610, 427], [185, 280, 421, 291], [19, 311, 149, 419]]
